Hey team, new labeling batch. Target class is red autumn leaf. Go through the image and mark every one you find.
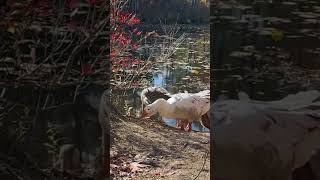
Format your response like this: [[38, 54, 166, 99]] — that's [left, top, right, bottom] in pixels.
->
[[110, 0, 145, 72], [67, 0, 77, 9], [38, 10, 50, 17], [67, 21, 77, 31], [132, 59, 141, 65], [131, 81, 140, 88], [111, 32, 118, 41], [111, 50, 118, 58], [87, 0, 96, 4], [132, 43, 137, 49], [81, 63, 92, 75], [128, 16, 140, 25], [136, 31, 142, 36]]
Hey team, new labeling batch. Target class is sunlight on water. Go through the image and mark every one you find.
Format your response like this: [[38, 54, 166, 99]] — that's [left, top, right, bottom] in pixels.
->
[[153, 73, 164, 87]]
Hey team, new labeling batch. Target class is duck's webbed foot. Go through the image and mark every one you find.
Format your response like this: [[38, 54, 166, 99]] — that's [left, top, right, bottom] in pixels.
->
[[176, 119, 188, 131], [177, 119, 185, 131], [176, 119, 182, 128], [177, 120, 192, 132], [180, 125, 185, 131], [185, 122, 192, 132]]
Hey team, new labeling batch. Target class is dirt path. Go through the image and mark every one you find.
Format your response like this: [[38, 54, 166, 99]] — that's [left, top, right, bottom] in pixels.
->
[[110, 116, 210, 180]]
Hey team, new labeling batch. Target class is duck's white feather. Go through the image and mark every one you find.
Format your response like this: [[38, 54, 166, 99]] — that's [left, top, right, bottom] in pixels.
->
[[161, 90, 210, 121]]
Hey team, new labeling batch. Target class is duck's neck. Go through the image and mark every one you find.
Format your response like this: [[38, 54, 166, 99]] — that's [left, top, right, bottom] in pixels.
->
[[153, 99, 173, 117]]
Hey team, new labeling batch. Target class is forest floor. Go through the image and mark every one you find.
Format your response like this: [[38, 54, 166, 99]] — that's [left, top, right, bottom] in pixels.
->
[[110, 115, 210, 180]]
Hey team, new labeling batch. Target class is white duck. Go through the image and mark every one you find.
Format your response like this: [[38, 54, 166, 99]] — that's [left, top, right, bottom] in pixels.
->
[[140, 90, 210, 131]]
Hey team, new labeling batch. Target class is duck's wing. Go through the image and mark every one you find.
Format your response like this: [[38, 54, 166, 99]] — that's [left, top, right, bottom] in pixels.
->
[[169, 90, 210, 120], [140, 87, 171, 106]]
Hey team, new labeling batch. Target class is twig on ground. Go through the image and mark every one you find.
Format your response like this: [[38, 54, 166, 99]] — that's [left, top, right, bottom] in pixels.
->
[[193, 150, 209, 180]]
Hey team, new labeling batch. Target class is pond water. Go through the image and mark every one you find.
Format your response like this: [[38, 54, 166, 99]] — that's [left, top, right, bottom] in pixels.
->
[[116, 25, 210, 132]]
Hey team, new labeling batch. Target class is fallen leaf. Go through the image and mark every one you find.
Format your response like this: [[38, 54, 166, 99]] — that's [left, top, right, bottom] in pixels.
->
[[164, 171, 176, 176], [110, 164, 120, 169], [110, 150, 118, 158], [129, 162, 150, 173]]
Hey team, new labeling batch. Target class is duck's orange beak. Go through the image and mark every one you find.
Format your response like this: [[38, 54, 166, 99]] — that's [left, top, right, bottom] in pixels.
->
[[140, 110, 149, 119]]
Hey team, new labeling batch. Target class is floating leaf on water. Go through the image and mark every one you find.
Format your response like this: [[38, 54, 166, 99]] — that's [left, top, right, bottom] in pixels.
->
[[176, 62, 188, 65], [0, 57, 16, 63], [191, 70, 200, 75], [242, 45, 256, 52], [256, 28, 273, 36], [271, 28, 284, 42], [193, 67, 201, 70], [230, 75, 243, 80], [257, 91, 265, 95], [230, 51, 252, 58], [202, 65, 210, 70], [7, 26, 16, 34]]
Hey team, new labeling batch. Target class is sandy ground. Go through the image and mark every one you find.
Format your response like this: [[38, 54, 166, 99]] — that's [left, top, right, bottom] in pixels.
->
[[110, 116, 210, 180]]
